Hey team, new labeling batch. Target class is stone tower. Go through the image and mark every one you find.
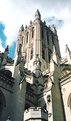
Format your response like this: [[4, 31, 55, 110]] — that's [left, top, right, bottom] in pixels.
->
[[15, 9, 61, 72], [13, 10, 65, 121]]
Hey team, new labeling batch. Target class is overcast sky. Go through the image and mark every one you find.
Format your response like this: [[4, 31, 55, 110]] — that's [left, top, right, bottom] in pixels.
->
[[0, 0, 71, 58]]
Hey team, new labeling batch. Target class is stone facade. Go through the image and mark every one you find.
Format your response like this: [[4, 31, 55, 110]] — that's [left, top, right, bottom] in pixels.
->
[[0, 10, 71, 121]]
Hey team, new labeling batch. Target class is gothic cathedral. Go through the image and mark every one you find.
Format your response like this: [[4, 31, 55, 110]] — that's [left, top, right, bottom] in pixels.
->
[[0, 10, 71, 121]]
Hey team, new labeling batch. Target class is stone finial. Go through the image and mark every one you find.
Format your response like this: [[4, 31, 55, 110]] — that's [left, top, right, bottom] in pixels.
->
[[65, 44, 71, 63], [30, 20, 32, 25], [44, 20, 46, 25], [25, 25, 27, 29], [50, 24, 57, 34], [65, 44, 70, 53], [5, 45, 9, 53], [19, 24, 24, 31], [35, 9, 41, 20]]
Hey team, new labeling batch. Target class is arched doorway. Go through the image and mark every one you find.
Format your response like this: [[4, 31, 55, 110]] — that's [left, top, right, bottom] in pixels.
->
[[0, 90, 6, 118]]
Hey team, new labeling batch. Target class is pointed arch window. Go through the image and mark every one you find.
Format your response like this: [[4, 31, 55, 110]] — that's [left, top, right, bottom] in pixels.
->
[[32, 27, 34, 38], [26, 32, 29, 43], [30, 49, 33, 59], [42, 48, 45, 59], [24, 52, 27, 63], [67, 93, 71, 109]]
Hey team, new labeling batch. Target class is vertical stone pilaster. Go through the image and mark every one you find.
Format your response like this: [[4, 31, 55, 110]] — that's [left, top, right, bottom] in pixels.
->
[[51, 65, 66, 121], [34, 20, 42, 59]]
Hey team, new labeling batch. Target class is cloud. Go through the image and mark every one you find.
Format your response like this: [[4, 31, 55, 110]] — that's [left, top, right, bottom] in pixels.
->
[[45, 17, 64, 29], [31, 0, 71, 9], [58, 23, 71, 57]]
